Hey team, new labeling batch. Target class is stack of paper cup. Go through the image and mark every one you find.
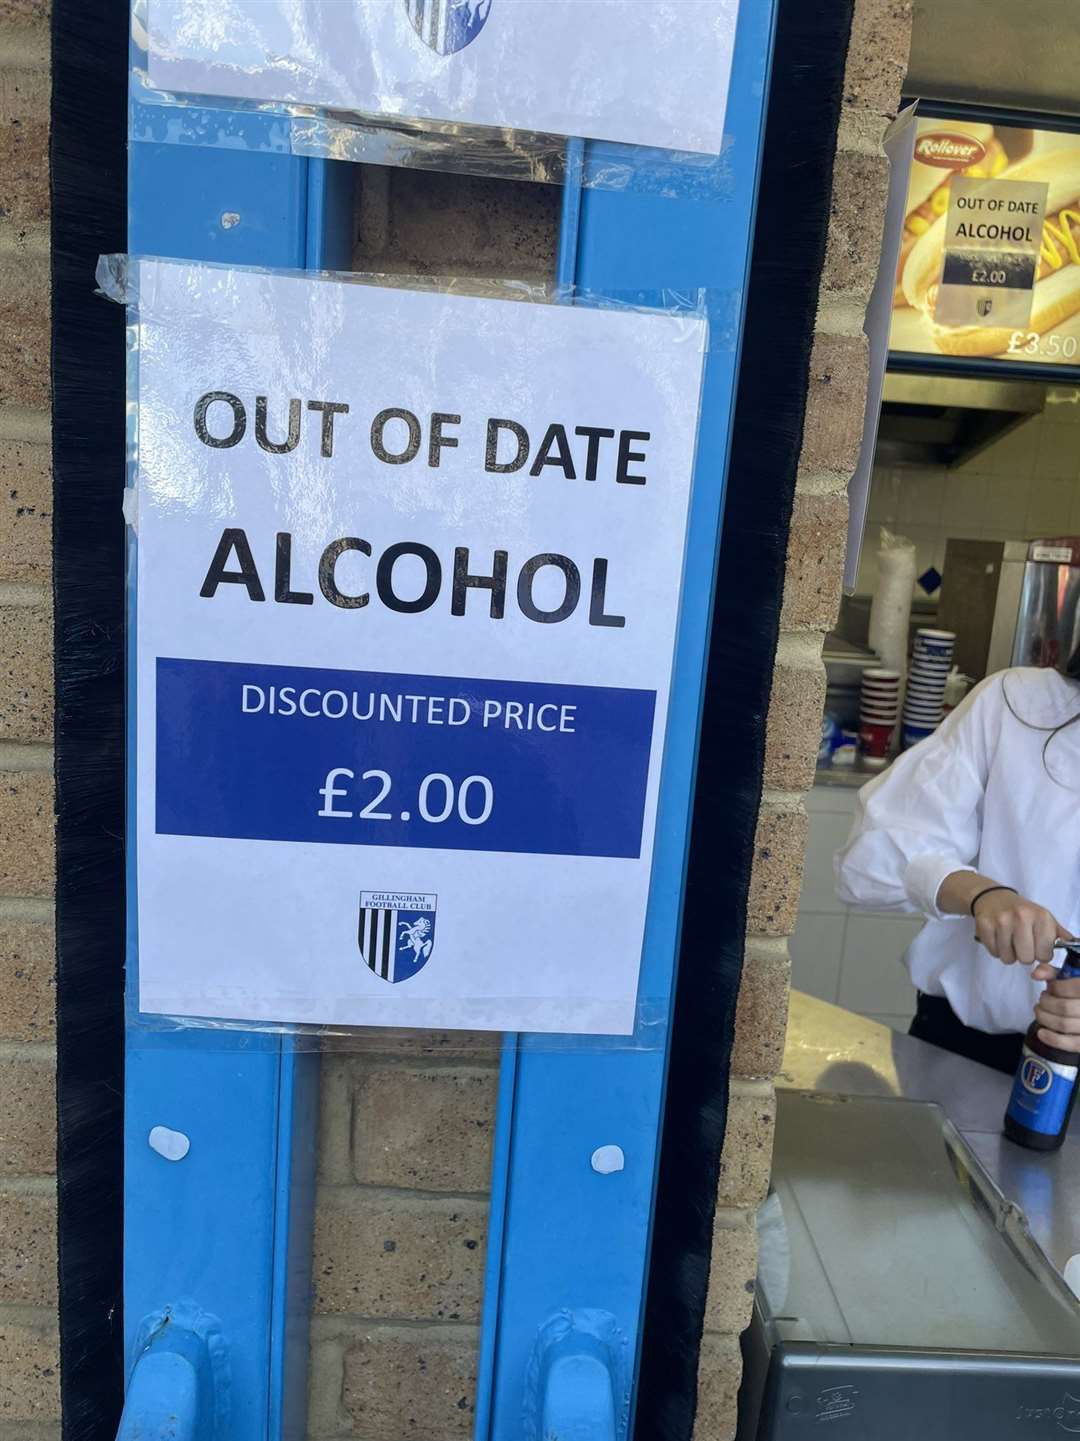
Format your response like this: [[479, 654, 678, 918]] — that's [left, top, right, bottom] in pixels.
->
[[902, 629, 955, 747], [858, 668, 901, 768], [868, 532, 917, 675]]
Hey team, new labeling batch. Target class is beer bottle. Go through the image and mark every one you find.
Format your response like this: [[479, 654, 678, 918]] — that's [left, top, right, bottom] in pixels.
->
[[1004, 958, 1080, 1152]]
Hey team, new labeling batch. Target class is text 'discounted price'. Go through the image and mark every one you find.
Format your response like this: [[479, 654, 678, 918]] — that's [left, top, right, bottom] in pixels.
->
[[155, 657, 656, 859]]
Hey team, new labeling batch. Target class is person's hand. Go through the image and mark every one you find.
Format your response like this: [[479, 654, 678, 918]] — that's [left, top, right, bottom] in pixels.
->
[[972, 888, 1070, 965], [1034, 971, 1080, 1053]]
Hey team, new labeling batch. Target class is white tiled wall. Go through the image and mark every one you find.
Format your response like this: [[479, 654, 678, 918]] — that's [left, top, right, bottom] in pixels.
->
[[857, 399, 1080, 597], [791, 784, 923, 1030]]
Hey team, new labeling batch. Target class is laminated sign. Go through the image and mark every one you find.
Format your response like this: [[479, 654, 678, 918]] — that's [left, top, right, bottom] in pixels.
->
[[145, 0, 738, 156], [935, 175, 1048, 330], [132, 261, 706, 1033]]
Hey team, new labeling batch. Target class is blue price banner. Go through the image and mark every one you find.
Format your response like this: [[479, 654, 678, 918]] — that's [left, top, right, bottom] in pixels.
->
[[156, 658, 655, 859]]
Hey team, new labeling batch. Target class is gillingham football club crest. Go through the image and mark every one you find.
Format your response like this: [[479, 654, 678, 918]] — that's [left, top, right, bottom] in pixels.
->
[[359, 892, 437, 984], [403, 0, 492, 55]]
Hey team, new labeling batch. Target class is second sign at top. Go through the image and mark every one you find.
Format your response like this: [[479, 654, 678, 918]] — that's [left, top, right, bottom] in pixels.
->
[[147, 0, 738, 157]]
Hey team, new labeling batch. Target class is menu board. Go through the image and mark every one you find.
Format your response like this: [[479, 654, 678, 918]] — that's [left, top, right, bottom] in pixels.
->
[[890, 117, 1080, 369]]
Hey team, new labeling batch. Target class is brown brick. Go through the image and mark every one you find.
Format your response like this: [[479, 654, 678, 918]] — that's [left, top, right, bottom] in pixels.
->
[[0, 1185, 56, 1304], [0, 1053, 54, 1175], [313, 1191, 485, 1320], [316, 1054, 355, 1185], [798, 333, 868, 478], [0, 254, 49, 412], [694, 1334, 742, 1441], [342, 1328, 476, 1440], [764, 653, 826, 791], [0, 772, 53, 897], [324, 1028, 500, 1059], [746, 806, 806, 938], [822, 147, 890, 301], [780, 491, 849, 633], [305, 1335, 347, 1437], [730, 947, 791, 1080], [0, 1, 50, 39], [0, 919, 53, 1041], [0, 440, 50, 584], [0, 1320, 59, 1422], [0, 606, 52, 742], [703, 1213, 759, 1335], [353, 1067, 496, 1193], [717, 1083, 775, 1209], [844, 0, 913, 116], [358, 166, 558, 281], [0, 70, 49, 248]]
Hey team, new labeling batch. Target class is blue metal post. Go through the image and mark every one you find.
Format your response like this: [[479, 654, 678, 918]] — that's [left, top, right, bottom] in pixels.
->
[[118, 1353, 202, 1441], [124, 84, 353, 1440], [117, 1300, 226, 1441], [478, 3, 778, 1436], [125, 4, 777, 1435]]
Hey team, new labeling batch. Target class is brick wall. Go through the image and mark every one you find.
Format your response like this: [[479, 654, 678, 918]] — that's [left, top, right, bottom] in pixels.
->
[[0, 1, 908, 1433], [312, 6, 911, 1424], [307, 1035, 500, 1439], [304, 172, 558, 1439], [0, 2, 57, 1438], [694, 3, 912, 1436]]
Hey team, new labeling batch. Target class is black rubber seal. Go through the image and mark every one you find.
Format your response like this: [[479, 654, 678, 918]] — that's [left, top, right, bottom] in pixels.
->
[[51, 0, 128, 1434], [636, 2, 856, 1436]]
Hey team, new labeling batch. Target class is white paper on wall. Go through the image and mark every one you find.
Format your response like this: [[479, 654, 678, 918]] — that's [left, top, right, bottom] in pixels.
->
[[130, 260, 707, 1034], [145, 0, 739, 157]]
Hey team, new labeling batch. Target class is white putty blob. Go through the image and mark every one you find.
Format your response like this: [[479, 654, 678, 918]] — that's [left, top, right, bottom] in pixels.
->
[[590, 1144, 625, 1175], [148, 1125, 191, 1162]]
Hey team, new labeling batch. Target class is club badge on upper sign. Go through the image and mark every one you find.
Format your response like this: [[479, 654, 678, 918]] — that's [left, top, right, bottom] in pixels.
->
[[359, 892, 437, 984], [404, 0, 491, 55]]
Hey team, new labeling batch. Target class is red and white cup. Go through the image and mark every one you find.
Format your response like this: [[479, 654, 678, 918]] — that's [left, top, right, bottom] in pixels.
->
[[859, 719, 895, 759], [861, 671, 900, 709]]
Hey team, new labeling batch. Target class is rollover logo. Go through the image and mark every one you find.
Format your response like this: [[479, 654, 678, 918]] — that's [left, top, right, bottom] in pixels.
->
[[914, 131, 988, 170], [1014, 1392, 1080, 1432]]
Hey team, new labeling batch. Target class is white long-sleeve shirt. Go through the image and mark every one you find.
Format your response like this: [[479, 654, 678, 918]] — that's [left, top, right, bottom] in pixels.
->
[[835, 666, 1080, 1034]]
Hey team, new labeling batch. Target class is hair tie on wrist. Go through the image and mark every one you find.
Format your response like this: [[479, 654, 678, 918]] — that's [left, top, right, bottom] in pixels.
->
[[970, 884, 1017, 917]]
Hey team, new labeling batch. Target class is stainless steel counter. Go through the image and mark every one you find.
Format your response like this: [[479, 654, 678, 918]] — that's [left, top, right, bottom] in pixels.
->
[[781, 992, 1080, 1296]]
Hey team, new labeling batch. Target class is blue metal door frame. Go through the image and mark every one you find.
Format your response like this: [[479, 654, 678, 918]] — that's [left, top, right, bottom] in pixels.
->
[[124, 126, 352, 1439], [478, 9, 778, 1432], [122, 2, 777, 1433]]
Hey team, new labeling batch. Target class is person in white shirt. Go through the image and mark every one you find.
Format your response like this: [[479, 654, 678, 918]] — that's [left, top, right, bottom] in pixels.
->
[[835, 662, 1080, 1074]]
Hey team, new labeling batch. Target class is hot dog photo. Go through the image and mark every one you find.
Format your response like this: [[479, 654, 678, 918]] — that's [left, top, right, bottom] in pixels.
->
[[890, 117, 1080, 367]]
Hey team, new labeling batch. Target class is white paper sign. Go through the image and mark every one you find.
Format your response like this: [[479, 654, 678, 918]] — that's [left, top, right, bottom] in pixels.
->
[[133, 260, 706, 1033], [145, 0, 738, 156]]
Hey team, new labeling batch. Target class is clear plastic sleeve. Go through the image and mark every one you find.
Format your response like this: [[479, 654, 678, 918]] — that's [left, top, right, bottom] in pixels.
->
[[105, 254, 719, 1050], [132, 0, 738, 198]]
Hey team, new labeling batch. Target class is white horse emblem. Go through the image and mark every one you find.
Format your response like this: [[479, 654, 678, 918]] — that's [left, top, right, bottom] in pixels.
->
[[454, 0, 492, 23], [399, 916, 434, 963]]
